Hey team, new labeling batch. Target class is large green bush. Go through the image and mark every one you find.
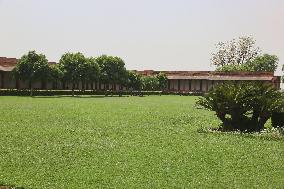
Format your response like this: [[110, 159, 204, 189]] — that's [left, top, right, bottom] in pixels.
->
[[272, 112, 284, 128], [196, 82, 284, 132]]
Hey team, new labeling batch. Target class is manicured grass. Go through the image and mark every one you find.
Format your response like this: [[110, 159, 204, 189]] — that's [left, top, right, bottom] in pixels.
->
[[0, 96, 283, 188]]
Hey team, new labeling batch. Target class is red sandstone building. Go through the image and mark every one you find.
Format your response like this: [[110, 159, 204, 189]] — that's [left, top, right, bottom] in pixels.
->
[[0, 57, 281, 91]]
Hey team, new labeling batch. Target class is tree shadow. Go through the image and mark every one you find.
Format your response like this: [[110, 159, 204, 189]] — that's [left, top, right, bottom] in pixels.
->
[[0, 182, 25, 189]]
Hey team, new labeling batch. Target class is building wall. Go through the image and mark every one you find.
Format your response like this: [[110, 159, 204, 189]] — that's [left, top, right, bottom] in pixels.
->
[[169, 80, 178, 91], [0, 72, 3, 88], [207, 81, 213, 91], [167, 79, 216, 92], [184, 80, 190, 91], [2, 72, 16, 88], [0, 71, 281, 92]]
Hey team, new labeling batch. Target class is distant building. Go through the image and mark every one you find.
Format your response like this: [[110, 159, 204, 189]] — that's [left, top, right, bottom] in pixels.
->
[[135, 70, 281, 91], [0, 57, 282, 91]]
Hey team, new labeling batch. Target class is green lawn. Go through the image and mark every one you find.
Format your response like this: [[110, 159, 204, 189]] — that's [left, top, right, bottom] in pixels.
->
[[0, 96, 283, 189]]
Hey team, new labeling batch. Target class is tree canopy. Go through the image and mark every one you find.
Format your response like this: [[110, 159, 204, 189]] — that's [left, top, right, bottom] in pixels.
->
[[212, 36, 279, 73], [128, 71, 143, 91], [13, 50, 50, 96], [59, 52, 87, 95], [247, 54, 279, 72], [49, 64, 63, 82], [212, 36, 260, 67], [142, 76, 159, 91], [96, 55, 128, 89], [156, 72, 168, 91], [12, 51, 172, 95], [84, 57, 100, 89], [216, 54, 279, 73]]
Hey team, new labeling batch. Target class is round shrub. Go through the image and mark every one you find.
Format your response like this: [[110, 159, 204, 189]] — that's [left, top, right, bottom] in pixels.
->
[[196, 81, 284, 132]]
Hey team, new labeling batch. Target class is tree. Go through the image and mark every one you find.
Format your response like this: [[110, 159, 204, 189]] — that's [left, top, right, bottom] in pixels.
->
[[96, 55, 128, 91], [212, 36, 261, 68], [156, 72, 168, 91], [247, 54, 279, 72], [216, 54, 279, 73], [59, 52, 86, 96], [196, 82, 284, 132], [85, 57, 100, 90], [142, 76, 159, 91], [212, 37, 279, 73], [128, 71, 143, 91], [13, 51, 50, 96], [49, 64, 63, 89]]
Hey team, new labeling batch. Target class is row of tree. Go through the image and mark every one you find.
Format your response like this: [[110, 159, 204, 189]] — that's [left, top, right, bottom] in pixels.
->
[[13, 51, 168, 96]]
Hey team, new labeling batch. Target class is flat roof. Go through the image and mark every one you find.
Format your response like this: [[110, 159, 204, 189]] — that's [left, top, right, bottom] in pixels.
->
[[167, 75, 275, 81]]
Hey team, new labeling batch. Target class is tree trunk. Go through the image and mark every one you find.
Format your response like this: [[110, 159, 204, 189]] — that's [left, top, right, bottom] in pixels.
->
[[30, 82, 33, 97], [112, 83, 115, 96], [86, 82, 89, 90], [82, 81, 85, 92], [119, 84, 123, 97], [41, 80, 46, 90], [72, 83, 75, 96], [258, 114, 269, 131], [91, 82, 94, 90]]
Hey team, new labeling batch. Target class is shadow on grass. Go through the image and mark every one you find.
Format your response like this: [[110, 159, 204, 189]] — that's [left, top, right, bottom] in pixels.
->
[[0, 182, 25, 189], [197, 126, 284, 141]]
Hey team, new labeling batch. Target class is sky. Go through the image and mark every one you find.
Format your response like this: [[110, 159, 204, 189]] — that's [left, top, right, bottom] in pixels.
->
[[0, 0, 283, 75]]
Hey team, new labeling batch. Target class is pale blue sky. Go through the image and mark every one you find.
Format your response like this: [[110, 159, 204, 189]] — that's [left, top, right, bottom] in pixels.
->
[[0, 0, 283, 75]]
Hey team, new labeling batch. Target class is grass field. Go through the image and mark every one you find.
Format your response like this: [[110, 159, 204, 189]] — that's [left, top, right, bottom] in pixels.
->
[[0, 96, 283, 188]]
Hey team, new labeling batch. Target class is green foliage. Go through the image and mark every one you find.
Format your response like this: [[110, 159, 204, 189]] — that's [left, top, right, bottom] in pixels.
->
[[272, 112, 284, 128], [141, 73, 168, 91], [59, 52, 87, 85], [216, 54, 279, 72], [247, 54, 279, 72], [84, 57, 100, 84], [96, 55, 128, 88], [13, 51, 50, 96], [13, 51, 49, 83], [48, 64, 63, 82], [13, 52, 169, 93], [197, 82, 284, 132], [142, 75, 159, 91], [216, 64, 251, 72], [127, 71, 143, 91], [57, 54, 100, 91], [156, 72, 168, 91]]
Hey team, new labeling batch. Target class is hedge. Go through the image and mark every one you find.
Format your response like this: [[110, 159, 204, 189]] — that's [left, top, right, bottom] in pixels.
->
[[0, 89, 204, 96]]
